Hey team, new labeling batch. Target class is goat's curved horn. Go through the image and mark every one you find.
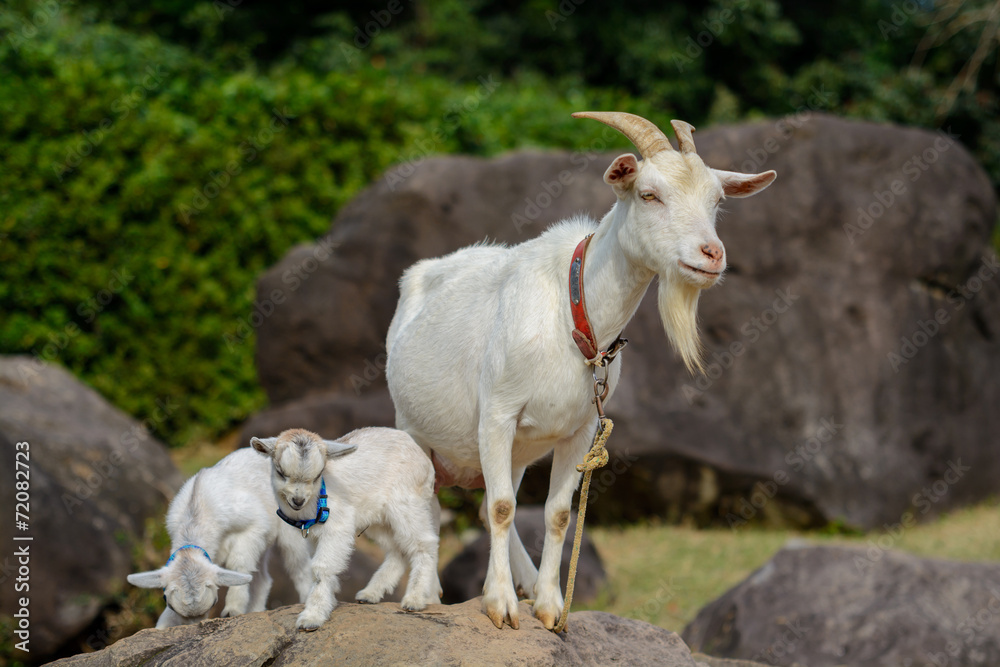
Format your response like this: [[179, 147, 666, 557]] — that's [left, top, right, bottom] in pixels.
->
[[671, 120, 697, 154], [572, 111, 673, 159]]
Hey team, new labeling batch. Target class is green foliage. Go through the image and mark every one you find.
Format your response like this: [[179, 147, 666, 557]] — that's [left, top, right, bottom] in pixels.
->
[[1, 0, 998, 448], [0, 4, 649, 446]]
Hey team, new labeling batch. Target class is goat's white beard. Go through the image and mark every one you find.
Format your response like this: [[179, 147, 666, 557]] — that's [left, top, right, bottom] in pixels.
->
[[657, 277, 703, 374]]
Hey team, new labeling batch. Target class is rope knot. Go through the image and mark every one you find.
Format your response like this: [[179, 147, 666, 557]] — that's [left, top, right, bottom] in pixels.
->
[[576, 417, 612, 473]]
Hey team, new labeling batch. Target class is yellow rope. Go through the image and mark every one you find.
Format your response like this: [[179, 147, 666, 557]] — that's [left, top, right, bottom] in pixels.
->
[[552, 416, 613, 634]]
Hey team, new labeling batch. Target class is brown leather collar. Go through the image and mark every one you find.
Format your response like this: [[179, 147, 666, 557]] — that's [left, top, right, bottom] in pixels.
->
[[568, 234, 627, 365]]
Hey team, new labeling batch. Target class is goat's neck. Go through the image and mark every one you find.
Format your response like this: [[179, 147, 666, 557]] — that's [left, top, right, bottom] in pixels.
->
[[583, 202, 655, 349], [173, 497, 221, 556]]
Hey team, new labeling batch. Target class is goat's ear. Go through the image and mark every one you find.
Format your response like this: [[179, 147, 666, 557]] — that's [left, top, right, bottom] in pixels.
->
[[714, 169, 777, 198], [213, 566, 253, 588], [250, 436, 277, 456], [323, 440, 357, 460], [127, 570, 167, 588], [603, 154, 639, 195]]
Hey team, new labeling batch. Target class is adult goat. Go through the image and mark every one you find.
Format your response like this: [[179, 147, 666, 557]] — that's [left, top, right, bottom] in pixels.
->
[[386, 112, 776, 630]]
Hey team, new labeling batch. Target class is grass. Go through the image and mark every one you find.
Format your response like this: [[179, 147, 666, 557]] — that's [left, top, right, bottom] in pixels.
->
[[582, 500, 1000, 633]]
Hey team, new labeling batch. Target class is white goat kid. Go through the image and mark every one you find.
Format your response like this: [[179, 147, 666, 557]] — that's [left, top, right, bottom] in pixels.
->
[[127, 448, 313, 628], [251, 427, 440, 631], [386, 112, 776, 630]]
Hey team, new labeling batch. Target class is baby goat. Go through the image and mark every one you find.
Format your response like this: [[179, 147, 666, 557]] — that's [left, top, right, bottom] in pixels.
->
[[251, 427, 440, 631], [127, 448, 313, 628]]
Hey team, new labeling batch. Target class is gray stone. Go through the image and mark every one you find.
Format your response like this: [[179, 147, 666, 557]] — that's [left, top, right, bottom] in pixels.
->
[[250, 115, 1000, 530], [683, 543, 1000, 667], [0, 356, 183, 657]]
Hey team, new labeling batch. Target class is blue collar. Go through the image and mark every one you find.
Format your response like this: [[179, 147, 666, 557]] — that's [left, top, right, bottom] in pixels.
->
[[166, 544, 212, 564], [276, 478, 329, 538]]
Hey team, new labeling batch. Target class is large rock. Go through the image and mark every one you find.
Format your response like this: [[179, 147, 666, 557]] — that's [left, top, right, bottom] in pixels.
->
[[0, 356, 184, 658], [683, 543, 1000, 667], [247, 114, 1000, 530], [49, 598, 705, 666], [440, 505, 606, 604]]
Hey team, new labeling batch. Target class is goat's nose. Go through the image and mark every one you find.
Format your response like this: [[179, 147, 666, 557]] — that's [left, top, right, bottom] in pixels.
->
[[701, 242, 724, 263], [290, 496, 306, 509]]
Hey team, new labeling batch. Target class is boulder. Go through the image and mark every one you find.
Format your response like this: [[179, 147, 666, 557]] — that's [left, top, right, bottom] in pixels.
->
[[0, 356, 184, 658], [683, 543, 1000, 667], [249, 114, 1000, 530], [49, 598, 704, 667], [440, 505, 606, 604]]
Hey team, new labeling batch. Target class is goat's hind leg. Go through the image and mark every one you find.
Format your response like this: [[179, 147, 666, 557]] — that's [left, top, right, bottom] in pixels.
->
[[245, 547, 273, 613], [356, 526, 406, 604], [508, 465, 538, 599], [390, 500, 440, 611]]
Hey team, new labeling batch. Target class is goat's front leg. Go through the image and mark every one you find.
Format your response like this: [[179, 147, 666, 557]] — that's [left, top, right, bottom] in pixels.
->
[[533, 422, 592, 629], [297, 510, 357, 631], [479, 415, 520, 629]]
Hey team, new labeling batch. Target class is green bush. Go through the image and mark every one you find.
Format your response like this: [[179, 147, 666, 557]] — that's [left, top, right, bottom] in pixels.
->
[[2, 0, 997, 448], [0, 5, 653, 446]]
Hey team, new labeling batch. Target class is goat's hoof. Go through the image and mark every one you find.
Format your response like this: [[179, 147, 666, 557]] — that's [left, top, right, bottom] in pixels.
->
[[295, 610, 327, 631], [532, 593, 563, 630], [400, 595, 429, 612], [482, 590, 520, 630], [355, 590, 380, 604]]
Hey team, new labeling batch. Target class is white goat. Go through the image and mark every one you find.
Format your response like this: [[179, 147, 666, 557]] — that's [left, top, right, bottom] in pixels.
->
[[127, 448, 313, 628], [386, 112, 776, 629], [250, 427, 440, 631]]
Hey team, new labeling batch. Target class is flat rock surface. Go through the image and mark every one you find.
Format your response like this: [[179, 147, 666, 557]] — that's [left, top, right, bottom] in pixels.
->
[[51, 598, 703, 667]]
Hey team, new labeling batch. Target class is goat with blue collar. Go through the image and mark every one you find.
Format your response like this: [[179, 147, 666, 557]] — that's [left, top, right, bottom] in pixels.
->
[[251, 427, 441, 631], [127, 448, 314, 628]]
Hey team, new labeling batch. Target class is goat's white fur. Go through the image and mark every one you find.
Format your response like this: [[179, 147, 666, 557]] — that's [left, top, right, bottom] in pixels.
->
[[127, 448, 313, 628], [251, 427, 441, 631], [386, 114, 776, 629]]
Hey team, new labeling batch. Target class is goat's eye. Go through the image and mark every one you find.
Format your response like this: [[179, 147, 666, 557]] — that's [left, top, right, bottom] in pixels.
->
[[640, 192, 658, 202], [275, 469, 286, 480]]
